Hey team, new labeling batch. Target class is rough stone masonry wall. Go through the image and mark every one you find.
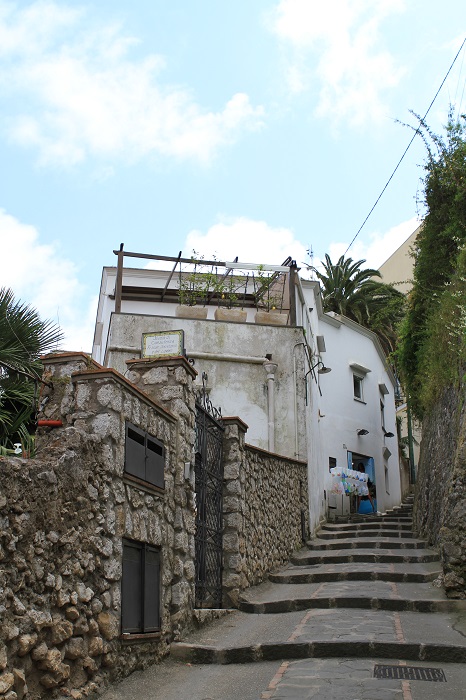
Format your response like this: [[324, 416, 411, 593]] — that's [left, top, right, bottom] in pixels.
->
[[0, 352, 310, 698], [221, 419, 308, 606], [0, 353, 196, 699], [413, 372, 466, 598], [124, 363, 309, 608]]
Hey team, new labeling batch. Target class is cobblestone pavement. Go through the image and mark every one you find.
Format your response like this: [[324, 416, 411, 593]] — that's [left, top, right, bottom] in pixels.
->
[[260, 658, 466, 700]]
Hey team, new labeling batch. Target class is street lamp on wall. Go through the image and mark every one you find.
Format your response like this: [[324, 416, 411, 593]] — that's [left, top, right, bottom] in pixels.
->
[[313, 360, 332, 375], [306, 360, 332, 379], [357, 428, 369, 436], [304, 360, 332, 405]]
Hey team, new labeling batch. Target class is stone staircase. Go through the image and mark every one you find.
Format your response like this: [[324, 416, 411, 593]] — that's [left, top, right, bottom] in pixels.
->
[[172, 496, 466, 667]]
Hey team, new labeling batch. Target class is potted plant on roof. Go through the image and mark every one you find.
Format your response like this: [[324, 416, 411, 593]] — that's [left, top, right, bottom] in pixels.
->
[[254, 265, 289, 325], [176, 252, 214, 319], [214, 272, 248, 323]]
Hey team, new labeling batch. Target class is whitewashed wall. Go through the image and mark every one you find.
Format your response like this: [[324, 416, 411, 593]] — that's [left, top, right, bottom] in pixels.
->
[[101, 310, 308, 462], [312, 311, 401, 514]]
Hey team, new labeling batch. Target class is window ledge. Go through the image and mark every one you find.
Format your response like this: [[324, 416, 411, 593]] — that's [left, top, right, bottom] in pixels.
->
[[353, 397, 367, 404], [120, 632, 162, 643], [123, 473, 165, 496], [350, 362, 371, 374]]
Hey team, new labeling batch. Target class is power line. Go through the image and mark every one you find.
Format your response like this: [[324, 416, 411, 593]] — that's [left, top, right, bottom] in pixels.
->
[[344, 36, 466, 257]]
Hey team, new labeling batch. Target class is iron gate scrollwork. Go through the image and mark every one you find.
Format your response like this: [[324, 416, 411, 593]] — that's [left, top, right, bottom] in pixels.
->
[[194, 372, 224, 608]]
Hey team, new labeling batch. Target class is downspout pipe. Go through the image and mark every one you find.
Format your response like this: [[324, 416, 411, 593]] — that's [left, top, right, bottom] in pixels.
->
[[407, 400, 416, 485], [263, 360, 278, 453]]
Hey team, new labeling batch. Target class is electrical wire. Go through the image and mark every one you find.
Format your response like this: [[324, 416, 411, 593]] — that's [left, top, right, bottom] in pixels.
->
[[344, 36, 466, 257]]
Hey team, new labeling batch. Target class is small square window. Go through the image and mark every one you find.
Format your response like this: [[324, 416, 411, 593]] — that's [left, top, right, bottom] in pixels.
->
[[125, 422, 165, 490], [329, 457, 337, 471], [353, 374, 364, 400]]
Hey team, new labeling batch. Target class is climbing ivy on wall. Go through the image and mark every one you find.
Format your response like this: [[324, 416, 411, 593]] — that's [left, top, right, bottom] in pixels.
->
[[397, 111, 466, 418]]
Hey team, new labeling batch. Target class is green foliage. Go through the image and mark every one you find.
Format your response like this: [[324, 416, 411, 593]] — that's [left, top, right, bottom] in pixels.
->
[[178, 251, 246, 308], [0, 287, 63, 449], [310, 254, 405, 355], [218, 273, 245, 309], [178, 252, 219, 307], [254, 264, 284, 311], [397, 112, 466, 418], [416, 245, 466, 412]]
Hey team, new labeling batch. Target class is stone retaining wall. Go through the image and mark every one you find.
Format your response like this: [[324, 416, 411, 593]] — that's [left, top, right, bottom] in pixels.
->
[[0, 353, 309, 698], [413, 373, 466, 598], [222, 418, 308, 606], [0, 354, 195, 699]]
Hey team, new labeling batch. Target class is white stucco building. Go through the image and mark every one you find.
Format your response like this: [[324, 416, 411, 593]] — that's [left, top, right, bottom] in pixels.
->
[[92, 251, 402, 533]]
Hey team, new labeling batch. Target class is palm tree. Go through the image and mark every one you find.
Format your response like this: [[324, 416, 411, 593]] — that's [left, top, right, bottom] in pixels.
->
[[309, 254, 405, 355], [0, 288, 63, 449]]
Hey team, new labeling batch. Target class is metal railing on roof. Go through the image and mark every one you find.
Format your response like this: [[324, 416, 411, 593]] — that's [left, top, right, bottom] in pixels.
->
[[112, 244, 298, 320]]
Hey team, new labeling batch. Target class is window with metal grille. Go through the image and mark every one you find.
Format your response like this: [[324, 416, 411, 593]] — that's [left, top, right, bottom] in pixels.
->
[[125, 422, 165, 490], [121, 539, 161, 634]]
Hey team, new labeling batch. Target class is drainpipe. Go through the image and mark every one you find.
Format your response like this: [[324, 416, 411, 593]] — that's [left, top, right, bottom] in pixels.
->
[[293, 353, 299, 458], [263, 360, 278, 453], [407, 400, 416, 485]]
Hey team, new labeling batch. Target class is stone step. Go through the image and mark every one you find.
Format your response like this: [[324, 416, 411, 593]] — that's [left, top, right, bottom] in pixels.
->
[[291, 550, 440, 566], [237, 578, 466, 615], [171, 606, 466, 666], [307, 537, 427, 551], [238, 595, 466, 615], [171, 639, 466, 665], [321, 521, 412, 532], [317, 529, 415, 540], [335, 516, 413, 525], [270, 562, 441, 584]]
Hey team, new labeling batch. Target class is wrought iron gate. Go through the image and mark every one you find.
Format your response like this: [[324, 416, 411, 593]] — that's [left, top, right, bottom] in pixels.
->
[[194, 373, 224, 608]]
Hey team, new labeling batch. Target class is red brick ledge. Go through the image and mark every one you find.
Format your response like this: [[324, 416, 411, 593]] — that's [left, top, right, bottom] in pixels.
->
[[245, 442, 307, 466], [71, 368, 176, 423], [126, 355, 197, 379], [220, 416, 249, 432], [41, 351, 103, 369]]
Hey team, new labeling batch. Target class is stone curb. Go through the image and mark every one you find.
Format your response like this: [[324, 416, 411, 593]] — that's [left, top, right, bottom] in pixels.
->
[[269, 570, 440, 584], [170, 640, 466, 665], [291, 552, 439, 565], [317, 530, 416, 540], [237, 597, 466, 614], [321, 523, 413, 531], [308, 539, 426, 551]]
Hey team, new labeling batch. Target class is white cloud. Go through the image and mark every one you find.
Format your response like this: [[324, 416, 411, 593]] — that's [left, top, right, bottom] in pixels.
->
[[323, 216, 420, 271], [156, 215, 419, 282], [0, 209, 95, 351], [182, 217, 308, 268], [268, 0, 405, 126], [0, 1, 264, 167]]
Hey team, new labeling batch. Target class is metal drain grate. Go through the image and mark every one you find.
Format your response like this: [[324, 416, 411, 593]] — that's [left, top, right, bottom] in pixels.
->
[[374, 665, 446, 682]]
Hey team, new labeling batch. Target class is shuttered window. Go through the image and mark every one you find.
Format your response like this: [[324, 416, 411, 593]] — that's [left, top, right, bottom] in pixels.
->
[[122, 539, 161, 634], [125, 422, 165, 490]]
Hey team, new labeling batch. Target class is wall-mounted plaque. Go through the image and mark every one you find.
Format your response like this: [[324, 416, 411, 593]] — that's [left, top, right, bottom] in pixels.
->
[[142, 330, 184, 359]]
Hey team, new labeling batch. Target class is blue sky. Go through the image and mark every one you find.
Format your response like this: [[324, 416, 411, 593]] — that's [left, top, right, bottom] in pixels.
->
[[0, 0, 465, 350]]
